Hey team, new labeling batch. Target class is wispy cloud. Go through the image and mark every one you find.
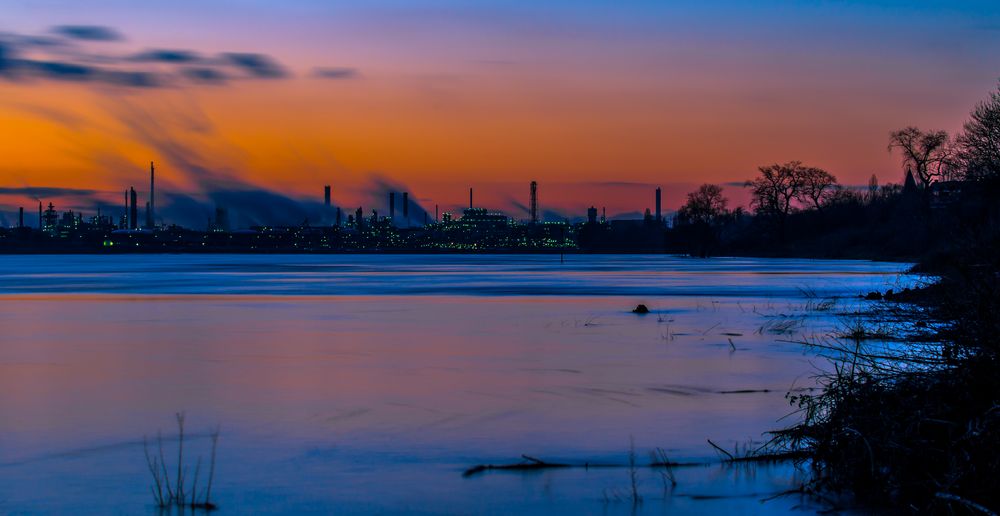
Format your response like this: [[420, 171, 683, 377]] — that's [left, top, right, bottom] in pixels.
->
[[131, 48, 202, 64], [0, 27, 294, 89], [222, 52, 287, 79], [312, 67, 360, 80], [180, 67, 228, 84], [50, 25, 123, 42], [0, 186, 101, 197]]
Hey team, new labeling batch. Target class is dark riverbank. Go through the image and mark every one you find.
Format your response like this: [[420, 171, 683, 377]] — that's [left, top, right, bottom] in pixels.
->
[[777, 233, 1000, 513]]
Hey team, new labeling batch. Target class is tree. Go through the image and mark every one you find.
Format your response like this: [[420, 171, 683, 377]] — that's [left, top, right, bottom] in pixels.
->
[[677, 184, 728, 225], [867, 174, 879, 203], [956, 81, 1000, 181], [747, 161, 802, 217], [888, 126, 950, 188], [827, 185, 862, 208], [796, 166, 839, 211], [676, 184, 729, 257]]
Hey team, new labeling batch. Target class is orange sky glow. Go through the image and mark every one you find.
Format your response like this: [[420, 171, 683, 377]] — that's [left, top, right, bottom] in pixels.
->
[[1, 1, 999, 224]]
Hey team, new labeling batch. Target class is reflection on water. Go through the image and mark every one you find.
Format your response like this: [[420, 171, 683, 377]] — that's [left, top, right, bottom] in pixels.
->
[[0, 255, 912, 514]]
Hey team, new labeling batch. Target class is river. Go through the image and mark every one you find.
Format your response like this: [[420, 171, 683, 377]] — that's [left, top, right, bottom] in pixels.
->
[[0, 254, 915, 514]]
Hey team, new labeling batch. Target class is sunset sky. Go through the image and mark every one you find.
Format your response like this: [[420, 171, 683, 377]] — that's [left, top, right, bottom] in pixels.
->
[[2, 0, 999, 226]]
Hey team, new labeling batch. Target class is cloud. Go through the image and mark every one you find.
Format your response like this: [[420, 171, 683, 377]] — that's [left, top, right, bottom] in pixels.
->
[[13, 35, 65, 48], [222, 52, 287, 78], [181, 67, 228, 84], [312, 67, 359, 79], [1, 28, 291, 89], [27, 60, 93, 80], [104, 69, 160, 88], [132, 49, 202, 63], [51, 25, 122, 42], [6, 57, 162, 88], [0, 41, 14, 74], [0, 186, 101, 198]]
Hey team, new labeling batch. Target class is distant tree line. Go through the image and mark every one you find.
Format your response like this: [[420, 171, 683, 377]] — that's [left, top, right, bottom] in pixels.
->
[[668, 80, 1000, 259]]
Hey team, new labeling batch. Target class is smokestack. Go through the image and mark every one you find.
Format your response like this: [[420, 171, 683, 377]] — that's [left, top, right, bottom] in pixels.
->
[[148, 161, 155, 228], [655, 187, 662, 223], [19, 207, 24, 228], [529, 181, 538, 223], [124, 189, 128, 229], [402, 192, 409, 223], [129, 187, 137, 229], [38, 201, 42, 229], [336, 207, 341, 226], [435, 204, 439, 222], [389, 192, 396, 220], [469, 188, 473, 209]]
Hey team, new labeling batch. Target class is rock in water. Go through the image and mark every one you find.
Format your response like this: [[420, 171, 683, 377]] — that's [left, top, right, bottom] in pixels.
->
[[633, 304, 650, 314]]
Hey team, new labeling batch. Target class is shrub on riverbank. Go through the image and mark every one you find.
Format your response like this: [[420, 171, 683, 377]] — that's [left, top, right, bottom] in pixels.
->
[[779, 237, 1000, 513]]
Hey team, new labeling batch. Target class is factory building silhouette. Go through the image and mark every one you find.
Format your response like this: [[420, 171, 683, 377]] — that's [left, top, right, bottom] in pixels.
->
[[3, 168, 672, 252]]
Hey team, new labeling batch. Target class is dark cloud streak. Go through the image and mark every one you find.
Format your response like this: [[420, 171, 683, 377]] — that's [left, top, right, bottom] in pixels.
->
[[312, 67, 360, 79], [51, 25, 123, 42], [1, 28, 296, 89], [131, 49, 202, 63], [0, 186, 101, 197], [2, 55, 162, 88], [222, 52, 287, 78], [181, 67, 228, 84]]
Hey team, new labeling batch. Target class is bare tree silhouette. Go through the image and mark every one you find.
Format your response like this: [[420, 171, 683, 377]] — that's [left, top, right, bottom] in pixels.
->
[[957, 81, 1000, 181], [888, 126, 950, 187], [796, 167, 839, 212]]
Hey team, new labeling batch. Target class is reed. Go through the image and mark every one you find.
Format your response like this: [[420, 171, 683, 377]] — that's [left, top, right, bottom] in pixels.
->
[[142, 412, 220, 511]]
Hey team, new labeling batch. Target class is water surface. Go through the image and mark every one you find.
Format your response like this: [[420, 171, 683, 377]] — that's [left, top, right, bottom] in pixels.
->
[[0, 254, 913, 514]]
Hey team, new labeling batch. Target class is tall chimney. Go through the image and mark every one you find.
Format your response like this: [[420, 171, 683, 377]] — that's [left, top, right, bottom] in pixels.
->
[[402, 192, 409, 223], [19, 207, 24, 228], [38, 201, 42, 229], [389, 192, 396, 220], [336, 207, 341, 226], [655, 187, 662, 223], [324, 185, 331, 207], [148, 161, 155, 228], [129, 187, 138, 229], [435, 204, 439, 222], [469, 188, 473, 209], [529, 181, 538, 223]]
